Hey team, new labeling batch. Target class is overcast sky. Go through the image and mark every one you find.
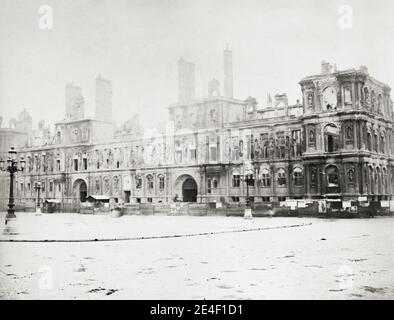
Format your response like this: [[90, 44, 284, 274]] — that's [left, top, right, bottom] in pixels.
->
[[1, 0, 393, 130]]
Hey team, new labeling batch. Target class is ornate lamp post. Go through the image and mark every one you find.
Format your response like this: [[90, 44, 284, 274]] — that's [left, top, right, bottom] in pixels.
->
[[0, 147, 25, 224], [242, 161, 255, 219], [34, 182, 42, 215]]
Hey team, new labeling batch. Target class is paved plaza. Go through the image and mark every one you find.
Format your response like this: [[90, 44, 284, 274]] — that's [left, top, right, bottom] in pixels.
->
[[0, 213, 394, 299]]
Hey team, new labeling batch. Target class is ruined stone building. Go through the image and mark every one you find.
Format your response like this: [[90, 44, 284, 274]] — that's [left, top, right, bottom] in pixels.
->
[[3, 48, 394, 211]]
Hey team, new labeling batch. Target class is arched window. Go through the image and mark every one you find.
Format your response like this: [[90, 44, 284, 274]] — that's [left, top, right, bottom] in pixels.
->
[[158, 175, 165, 190], [146, 175, 154, 189], [135, 175, 142, 189], [310, 166, 317, 186], [260, 169, 271, 187], [277, 169, 286, 187], [378, 94, 383, 114], [324, 124, 339, 152], [347, 168, 355, 185], [293, 167, 303, 186], [326, 165, 339, 187]]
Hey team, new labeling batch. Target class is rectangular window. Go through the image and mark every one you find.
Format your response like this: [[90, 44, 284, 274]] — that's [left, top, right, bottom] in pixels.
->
[[190, 149, 197, 161], [278, 197, 286, 202], [74, 159, 78, 171], [136, 198, 141, 203], [124, 191, 131, 203], [49, 181, 53, 192], [232, 175, 240, 187], [210, 147, 217, 162], [83, 158, 87, 170], [27, 183, 31, 191], [147, 197, 153, 203], [231, 196, 240, 202], [277, 172, 286, 186], [56, 159, 61, 171], [262, 196, 270, 202], [58, 184, 61, 192]]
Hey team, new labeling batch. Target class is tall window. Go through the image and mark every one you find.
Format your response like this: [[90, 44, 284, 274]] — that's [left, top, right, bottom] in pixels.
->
[[232, 174, 240, 187], [367, 132, 372, 151], [292, 130, 302, 156], [276, 133, 285, 158], [293, 168, 303, 186], [146, 175, 154, 189], [277, 169, 286, 186], [310, 166, 317, 186], [374, 133, 378, 152], [380, 135, 385, 154], [324, 124, 339, 152], [73, 159, 78, 171], [260, 169, 271, 187], [83, 158, 87, 170], [56, 159, 61, 171], [158, 175, 165, 190], [326, 166, 339, 187]]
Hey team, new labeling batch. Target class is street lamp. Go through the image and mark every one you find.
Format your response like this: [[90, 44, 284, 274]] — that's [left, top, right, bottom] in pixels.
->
[[0, 147, 26, 224], [34, 182, 42, 215], [242, 161, 255, 219]]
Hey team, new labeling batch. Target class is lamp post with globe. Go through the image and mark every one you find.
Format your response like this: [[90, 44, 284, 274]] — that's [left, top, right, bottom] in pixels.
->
[[0, 147, 26, 224]]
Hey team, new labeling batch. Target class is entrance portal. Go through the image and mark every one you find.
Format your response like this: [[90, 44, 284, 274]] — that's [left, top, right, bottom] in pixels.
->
[[79, 181, 87, 202], [182, 178, 197, 202], [73, 179, 88, 203]]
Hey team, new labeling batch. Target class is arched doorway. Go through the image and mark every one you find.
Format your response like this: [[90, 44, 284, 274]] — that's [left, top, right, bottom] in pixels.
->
[[182, 178, 197, 202], [73, 179, 88, 203]]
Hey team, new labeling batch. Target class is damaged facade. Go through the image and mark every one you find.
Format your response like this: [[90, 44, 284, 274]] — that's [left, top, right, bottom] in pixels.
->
[[2, 49, 394, 211]]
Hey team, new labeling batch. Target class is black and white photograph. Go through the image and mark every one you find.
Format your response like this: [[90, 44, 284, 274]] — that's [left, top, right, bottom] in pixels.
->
[[0, 0, 394, 303]]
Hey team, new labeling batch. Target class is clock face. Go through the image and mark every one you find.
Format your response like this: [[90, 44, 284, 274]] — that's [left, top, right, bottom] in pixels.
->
[[276, 101, 285, 108], [322, 86, 337, 110]]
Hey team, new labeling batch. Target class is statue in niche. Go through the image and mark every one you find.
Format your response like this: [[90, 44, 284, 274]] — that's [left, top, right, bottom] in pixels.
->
[[348, 168, 354, 183], [103, 177, 110, 195], [254, 138, 260, 158], [94, 178, 100, 194], [239, 140, 244, 158], [310, 168, 317, 185], [346, 126, 353, 140], [113, 176, 119, 195], [268, 137, 275, 158], [175, 140, 182, 164], [309, 129, 315, 143], [307, 93, 314, 108]]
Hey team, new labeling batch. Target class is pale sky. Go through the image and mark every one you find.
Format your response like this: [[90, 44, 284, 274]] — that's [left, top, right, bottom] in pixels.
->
[[1, 0, 394, 130]]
